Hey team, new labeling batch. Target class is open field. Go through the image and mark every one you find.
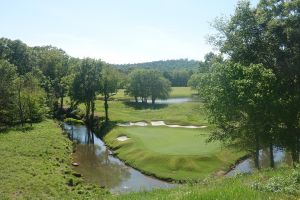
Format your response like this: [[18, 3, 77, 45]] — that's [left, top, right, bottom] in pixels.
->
[[104, 126, 244, 181], [109, 87, 197, 100], [0, 120, 107, 199]]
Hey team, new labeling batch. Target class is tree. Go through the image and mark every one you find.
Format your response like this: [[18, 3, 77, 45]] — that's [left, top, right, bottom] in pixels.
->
[[199, 62, 277, 169], [15, 72, 46, 126], [209, 0, 300, 165], [33, 46, 70, 113], [0, 38, 34, 75], [70, 58, 102, 126], [101, 65, 121, 122], [148, 71, 171, 104], [125, 69, 171, 104], [0, 59, 17, 126]]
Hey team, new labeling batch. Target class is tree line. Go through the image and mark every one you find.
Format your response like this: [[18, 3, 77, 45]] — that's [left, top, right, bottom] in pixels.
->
[[0, 38, 173, 128], [190, 0, 300, 167]]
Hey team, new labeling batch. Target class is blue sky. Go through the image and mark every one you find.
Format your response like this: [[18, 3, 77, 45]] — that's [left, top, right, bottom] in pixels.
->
[[1, 0, 258, 64]]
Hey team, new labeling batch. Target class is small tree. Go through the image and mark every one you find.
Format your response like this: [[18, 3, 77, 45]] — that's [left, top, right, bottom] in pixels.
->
[[70, 58, 102, 126], [101, 65, 121, 122]]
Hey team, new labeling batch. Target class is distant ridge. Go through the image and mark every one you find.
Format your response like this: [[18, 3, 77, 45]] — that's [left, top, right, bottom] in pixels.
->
[[111, 59, 199, 71]]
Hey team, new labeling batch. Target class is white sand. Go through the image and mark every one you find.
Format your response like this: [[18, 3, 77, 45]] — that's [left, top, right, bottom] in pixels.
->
[[151, 121, 166, 126], [117, 122, 148, 127], [117, 121, 207, 129], [116, 136, 130, 141], [130, 122, 148, 126]]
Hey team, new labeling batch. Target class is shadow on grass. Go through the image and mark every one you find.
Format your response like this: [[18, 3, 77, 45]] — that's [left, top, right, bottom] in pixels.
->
[[0, 125, 34, 134], [94, 120, 118, 138], [123, 101, 168, 110]]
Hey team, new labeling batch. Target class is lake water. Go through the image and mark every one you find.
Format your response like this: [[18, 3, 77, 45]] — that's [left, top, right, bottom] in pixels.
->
[[63, 124, 174, 193]]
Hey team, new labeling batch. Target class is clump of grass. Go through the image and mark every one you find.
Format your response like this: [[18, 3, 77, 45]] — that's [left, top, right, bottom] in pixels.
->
[[251, 167, 300, 195], [64, 117, 85, 125]]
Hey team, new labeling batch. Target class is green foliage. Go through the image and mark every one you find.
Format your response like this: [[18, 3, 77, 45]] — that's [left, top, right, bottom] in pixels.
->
[[198, 62, 277, 166], [100, 65, 122, 122], [0, 59, 17, 126], [125, 69, 171, 104], [71, 58, 103, 125], [251, 167, 300, 196], [113, 59, 199, 71], [64, 118, 84, 125]]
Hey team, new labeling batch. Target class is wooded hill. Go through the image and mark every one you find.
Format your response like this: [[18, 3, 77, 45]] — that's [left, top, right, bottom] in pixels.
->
[[112, 59, 199, 71]]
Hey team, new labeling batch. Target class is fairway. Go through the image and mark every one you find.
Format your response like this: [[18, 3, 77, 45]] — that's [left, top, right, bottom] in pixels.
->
[[104, 126, 244, 181]]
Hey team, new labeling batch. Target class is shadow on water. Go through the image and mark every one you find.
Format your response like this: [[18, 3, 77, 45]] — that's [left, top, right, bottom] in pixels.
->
[[227, 147, 293, 176], [64, 123, 174, 193], [123, 101, 168, 110]]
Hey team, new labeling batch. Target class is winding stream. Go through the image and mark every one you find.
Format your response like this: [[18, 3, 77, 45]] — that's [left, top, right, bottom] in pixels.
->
[[63, 124, 174, 193]]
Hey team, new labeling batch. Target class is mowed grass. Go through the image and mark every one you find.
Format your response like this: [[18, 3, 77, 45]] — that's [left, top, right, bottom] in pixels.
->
[[110, 87, 197, 100], [92, 101, 208, 125], [104, 126, 244, 181], [0, 120, 108, 199]]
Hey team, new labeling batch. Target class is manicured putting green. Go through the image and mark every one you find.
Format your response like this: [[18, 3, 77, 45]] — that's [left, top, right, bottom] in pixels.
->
[[120, 127, 219, 156], [105, 126, 244, 181]]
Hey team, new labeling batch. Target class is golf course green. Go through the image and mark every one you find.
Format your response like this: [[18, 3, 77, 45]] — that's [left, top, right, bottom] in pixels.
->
[[104, 126, 243, 181]]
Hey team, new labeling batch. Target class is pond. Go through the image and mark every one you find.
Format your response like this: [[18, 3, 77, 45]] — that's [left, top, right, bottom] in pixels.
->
[[132, 97, 198, 104], [63, 124, 174, 193], [227, 147, 293, 176]]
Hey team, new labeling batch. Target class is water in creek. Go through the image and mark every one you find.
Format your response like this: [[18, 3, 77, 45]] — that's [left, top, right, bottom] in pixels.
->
[[63, 124, 173, 193], [227, 147, 293, 176]]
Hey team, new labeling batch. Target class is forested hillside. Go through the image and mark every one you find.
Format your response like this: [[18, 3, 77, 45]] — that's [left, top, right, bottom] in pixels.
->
[[112, 59, 199, 71]]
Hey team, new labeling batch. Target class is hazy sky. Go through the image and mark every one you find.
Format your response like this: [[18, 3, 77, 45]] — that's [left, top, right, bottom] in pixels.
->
[[1, 0, 259, 64]]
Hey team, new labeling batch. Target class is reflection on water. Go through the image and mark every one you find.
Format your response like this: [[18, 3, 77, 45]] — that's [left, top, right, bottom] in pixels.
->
[[132, 98, 197, 104], [64, 124, 173, 193], [227, 147, 293, 176]]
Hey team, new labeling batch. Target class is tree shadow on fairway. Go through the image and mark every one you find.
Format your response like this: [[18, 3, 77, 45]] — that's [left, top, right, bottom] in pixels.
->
[[123, 101, 168, 110]]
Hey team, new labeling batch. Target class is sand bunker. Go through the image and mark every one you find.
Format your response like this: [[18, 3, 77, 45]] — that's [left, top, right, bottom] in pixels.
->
[[117, 122, 148, 127], [116, 136, 130, 141], [151, 121, 166, 126], [117, 121, 207, 129], [166, 125, 207, 129]]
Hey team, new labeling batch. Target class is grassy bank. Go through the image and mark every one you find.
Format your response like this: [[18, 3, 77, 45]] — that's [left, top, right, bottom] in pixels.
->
[[104, 126, 243, 181], [112, 168, 295, 200], [0, 120, 108, 199]]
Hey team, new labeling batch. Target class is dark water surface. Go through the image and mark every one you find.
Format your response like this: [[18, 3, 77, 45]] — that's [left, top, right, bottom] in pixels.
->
[[227, 147, 293, 176], [63, 124, 173, 193]]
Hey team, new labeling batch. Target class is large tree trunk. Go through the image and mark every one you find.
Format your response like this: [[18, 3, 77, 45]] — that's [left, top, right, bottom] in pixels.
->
[[60, 96, 64, 111], [134, 96, 138, 103], [90, 101, 95, 127], [104, 95, 109, 123], [254, 133, 260, 170], [85, 101, 91, 126], [151, 97, 156, 105], [17, 87, 24, 127], [269, 142, 275, 168]]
